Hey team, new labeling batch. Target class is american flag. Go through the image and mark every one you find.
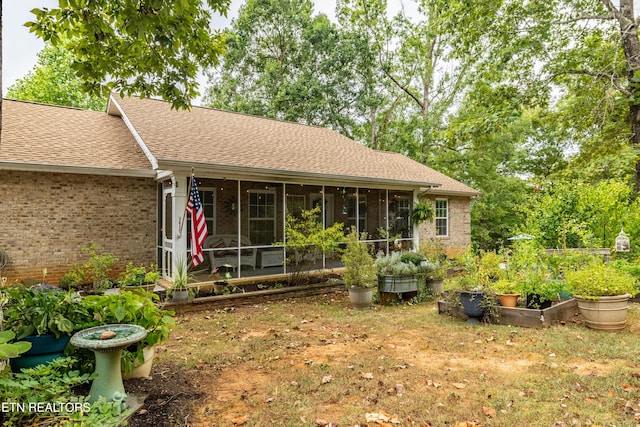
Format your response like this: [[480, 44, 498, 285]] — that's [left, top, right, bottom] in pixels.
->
[[187, 177, 208, 267]]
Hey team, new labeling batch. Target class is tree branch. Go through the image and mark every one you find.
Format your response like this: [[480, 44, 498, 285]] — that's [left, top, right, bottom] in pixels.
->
[[549, 69, 631, 97]]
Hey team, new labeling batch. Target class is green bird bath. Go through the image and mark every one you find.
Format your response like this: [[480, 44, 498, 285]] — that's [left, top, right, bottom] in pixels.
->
[[71, 324, 147, 409]]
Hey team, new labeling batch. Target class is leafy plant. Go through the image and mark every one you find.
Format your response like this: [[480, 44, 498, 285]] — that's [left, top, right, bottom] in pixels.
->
[[81, 242, 118, 293], [0, 330, 32, 359], [375, 251, 435, 277], [57, 264, 86, 290], [565, 261, 638, 300], [281, 206, 344, 285], [2, 284, 90, 339], [118, 262, 159, 287], [341, 227, 376, 289], [80, 290, 175, 373], [491, 278, 521, 295], [410, 200, 434, 224], [0, 356, 121, 426]]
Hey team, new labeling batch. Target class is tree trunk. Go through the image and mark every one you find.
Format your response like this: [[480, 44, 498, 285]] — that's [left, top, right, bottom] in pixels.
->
[[1, 0, 3, 144], [617, 0, 640, 189]]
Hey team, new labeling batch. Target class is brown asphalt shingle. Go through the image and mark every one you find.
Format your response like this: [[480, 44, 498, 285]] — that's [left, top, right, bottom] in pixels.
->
[[1, 99, 152, 171], [111, 95, 478, 194]]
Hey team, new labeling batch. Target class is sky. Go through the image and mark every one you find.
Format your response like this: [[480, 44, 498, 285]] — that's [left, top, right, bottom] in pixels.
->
[[2, 0, 415, 105]]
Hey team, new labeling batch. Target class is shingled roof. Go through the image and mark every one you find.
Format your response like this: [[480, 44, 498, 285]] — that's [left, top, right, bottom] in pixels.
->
[[109, 95, 478, 195], [1, 99, 153, 175]]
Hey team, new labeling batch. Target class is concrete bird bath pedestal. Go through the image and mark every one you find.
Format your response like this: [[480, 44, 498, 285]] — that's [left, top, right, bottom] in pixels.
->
[[71, 324, 147, 409]]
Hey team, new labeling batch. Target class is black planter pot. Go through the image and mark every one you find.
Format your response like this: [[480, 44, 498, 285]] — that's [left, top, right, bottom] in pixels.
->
[[459, 291, 484, 324], [526, 294, 552, 310]]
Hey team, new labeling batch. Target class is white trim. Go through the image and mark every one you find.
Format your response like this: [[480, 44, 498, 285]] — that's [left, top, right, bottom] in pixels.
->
[[109, 94, 159, 170], [435, 198, 449, 238]]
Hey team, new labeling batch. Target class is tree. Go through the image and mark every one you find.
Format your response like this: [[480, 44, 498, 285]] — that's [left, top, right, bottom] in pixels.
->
[[24, 0, 230, 110], [7, 43, 106, 111], [204, 0, 375, 138]]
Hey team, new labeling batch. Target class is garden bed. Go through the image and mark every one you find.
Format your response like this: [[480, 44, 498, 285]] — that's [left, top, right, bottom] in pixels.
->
[[162, 280, 346, 313], [438, 298, 582, 328]]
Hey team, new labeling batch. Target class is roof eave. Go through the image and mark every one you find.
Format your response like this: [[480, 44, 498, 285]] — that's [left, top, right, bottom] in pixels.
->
[[0, 160, 156, 178], [156, 159, 442, 190]]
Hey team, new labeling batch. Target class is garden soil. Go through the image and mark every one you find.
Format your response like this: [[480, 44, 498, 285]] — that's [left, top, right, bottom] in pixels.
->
[[123, 292, 613, 427]]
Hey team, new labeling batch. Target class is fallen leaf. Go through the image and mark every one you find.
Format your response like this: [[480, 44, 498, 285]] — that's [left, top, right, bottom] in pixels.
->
[[427, 379, 442, 388], [452, 382, 466, 389], [360, 372, 374, 379], [482, 406, 496, 418], [395, 384, 406, 395], [321, 375, 333, 384], [622, 384, 634, 392], [231, 415, 248, 425]]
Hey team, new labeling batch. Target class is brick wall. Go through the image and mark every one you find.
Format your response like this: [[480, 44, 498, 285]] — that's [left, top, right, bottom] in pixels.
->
[[418, 195, 472, 257], [0, 170, 157, 284]]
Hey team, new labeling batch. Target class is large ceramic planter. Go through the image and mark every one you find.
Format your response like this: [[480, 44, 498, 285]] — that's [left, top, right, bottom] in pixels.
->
[[10, 334, 71, 372], [498, 294, 520, 308], [122, 345, 156, 379], [348, 287, 374, 309], [459, 291, 484, 324], [378, 275, 420, 293], [574, 294, 630, 331]]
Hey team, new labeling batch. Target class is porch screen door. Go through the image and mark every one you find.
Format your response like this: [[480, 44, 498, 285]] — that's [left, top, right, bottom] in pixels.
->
[[161, 184, 173, 278]]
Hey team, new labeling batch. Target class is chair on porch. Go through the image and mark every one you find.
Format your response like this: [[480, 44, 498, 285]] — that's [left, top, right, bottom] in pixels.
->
[[203, 235, 257, 272]]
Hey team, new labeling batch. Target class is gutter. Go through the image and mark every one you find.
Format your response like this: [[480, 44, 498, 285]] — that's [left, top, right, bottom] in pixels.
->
[[0, 161, 156, 178], [156, 159, 443, 190]]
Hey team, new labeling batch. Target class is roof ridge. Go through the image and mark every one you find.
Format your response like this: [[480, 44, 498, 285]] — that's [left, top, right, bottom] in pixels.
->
[[117, 93, 340, 132]]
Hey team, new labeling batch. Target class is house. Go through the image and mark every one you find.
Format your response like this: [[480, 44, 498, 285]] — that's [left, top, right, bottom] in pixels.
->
[[0, 95, 478, 284]]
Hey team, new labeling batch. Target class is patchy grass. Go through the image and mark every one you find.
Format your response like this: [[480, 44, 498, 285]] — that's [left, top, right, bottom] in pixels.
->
[[155, 292, 640, 426]]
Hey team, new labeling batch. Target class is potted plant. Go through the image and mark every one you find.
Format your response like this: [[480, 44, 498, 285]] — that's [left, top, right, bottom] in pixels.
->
[[79, 290, 175, 377], [341, 228, 377, 309], [375, 251, 435, 296], [82, 242, 119, 294], [565, 261, 638, 330], [443, 274, 488, 324], [410, 200, 434, 225], [491, 277, 521, 307], [2, 281, 90, 371], [169, 257, 195, 302], [427, 261, 447, 295], [212, 264, 234, 294], [118, 262, 159, 293]]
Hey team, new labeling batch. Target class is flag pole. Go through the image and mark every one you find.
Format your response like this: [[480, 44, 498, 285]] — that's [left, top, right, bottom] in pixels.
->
[[177, 168, 195, 237]]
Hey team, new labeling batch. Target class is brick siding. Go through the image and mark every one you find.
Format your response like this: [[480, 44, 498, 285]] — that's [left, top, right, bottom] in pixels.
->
[[0, 170, 157, 285], [418, 195, 472, 256]]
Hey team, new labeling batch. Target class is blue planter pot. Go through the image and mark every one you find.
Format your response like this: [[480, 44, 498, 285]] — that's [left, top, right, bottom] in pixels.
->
[[460, 291, 484, 324], [10, 334, 70, 372]]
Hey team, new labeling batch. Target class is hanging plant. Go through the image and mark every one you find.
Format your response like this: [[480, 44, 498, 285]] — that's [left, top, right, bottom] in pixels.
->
[[411, 201, 435, 224]]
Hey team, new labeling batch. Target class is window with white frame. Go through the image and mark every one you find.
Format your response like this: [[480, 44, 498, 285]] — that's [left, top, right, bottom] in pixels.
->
[[435, 199, 448, 237], [249, 190, 276, 244]]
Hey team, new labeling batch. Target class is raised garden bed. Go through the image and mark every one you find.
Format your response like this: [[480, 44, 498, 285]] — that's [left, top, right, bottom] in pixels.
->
[[438, 298, 582, 328]]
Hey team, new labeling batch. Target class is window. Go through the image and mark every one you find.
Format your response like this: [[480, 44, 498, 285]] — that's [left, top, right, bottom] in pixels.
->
[[249, 190, 276, 244], [286, 195, 305, 219], [436, 199, 448, 237], [347, 194, 367, 232]]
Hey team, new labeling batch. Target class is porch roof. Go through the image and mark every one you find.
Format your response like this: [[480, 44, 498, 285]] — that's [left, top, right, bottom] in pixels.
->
[[109, 95, 478, 195], [0, 99, 154, 176]]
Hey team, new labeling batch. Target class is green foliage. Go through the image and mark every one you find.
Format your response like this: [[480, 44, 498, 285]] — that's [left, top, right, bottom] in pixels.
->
[[118, 262, 159, 287], [375, 251, 435, 277], [341, 228, 376, 289], [282, 207, 344, 284], [81, 242, 118, 293], [26, 0, 231, 109], [7, 43, 106, 111], [57, 264, 86, 290], [0, 356, 121, 426], [0, 330, 32, 359], [205, 0, 371, 136], [2, 284, 89, 339], [565, 260, 638, 299], [410, 201, 434, 224], [491, 278, 520, 295], [80, 291, 175, 374], [518, 179, 637, 252]]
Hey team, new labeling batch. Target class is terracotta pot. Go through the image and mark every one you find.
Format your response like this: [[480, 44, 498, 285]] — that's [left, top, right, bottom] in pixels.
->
[[574, 294, 630, 331], [498, 294, 520, 308]]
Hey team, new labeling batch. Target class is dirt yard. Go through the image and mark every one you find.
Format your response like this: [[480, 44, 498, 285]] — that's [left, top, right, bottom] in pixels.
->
[[123, 291, 640, 427]]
